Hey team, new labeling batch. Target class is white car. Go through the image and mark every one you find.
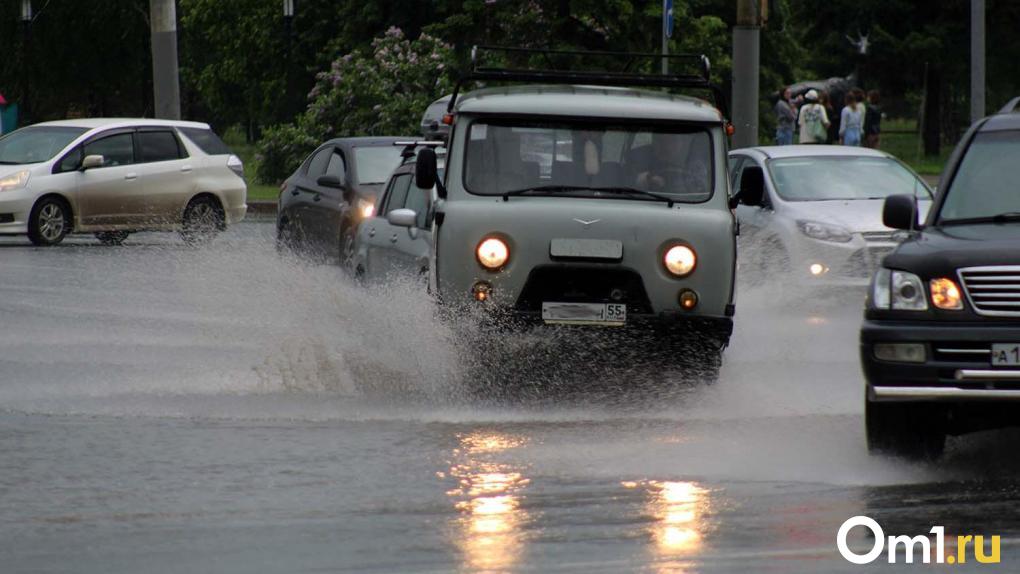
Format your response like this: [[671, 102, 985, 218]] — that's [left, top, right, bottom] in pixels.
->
[[0, 118, 247, 245], [728, 145, 933, 286]]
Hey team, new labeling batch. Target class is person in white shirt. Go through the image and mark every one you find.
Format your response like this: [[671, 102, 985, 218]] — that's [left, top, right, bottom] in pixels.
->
[[797, 89, 830, 144]]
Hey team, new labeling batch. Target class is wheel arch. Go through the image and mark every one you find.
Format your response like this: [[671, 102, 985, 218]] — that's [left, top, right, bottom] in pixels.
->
[[32, 192, 77, 230]]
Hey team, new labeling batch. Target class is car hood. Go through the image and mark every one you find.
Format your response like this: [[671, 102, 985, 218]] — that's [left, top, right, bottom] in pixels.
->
[[885, 223, 1020, 271], [780, 198, 932, 233]]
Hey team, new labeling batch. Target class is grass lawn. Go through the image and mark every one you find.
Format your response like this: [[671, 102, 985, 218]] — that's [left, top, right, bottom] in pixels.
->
[[223, 130, 280, 202], [879, 118, 952, 176]]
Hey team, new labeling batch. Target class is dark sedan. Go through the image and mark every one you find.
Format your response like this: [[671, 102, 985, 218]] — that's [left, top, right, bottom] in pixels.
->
[[861, 97, 1020, 459], [276, 136, 410, 264]]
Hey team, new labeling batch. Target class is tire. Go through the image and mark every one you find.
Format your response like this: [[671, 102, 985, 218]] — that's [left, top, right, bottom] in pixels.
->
[[180, 196, 225, 245], [28, 197, 71, 246], [95, 231, 130, 246], [866, 399, 946, 460]]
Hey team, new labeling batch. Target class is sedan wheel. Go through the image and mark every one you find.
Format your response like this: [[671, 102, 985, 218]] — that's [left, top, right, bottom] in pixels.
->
[[28, 198, 71, 246]]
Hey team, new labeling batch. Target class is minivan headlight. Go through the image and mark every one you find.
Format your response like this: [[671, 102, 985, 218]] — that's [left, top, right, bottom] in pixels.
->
[[663, 244, 697, 277], [476, 237, 509, 270], [797, 220, 852, 243], [0, 170, 30, 192], [870, 268, 928, 311]]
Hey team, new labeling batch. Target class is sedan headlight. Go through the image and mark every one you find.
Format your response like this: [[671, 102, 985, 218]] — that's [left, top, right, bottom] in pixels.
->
[[0, 170, 30, 192], [870, 268, 928, 311], [357, 198, 375, 219], [663, 244, 697, 277], [797, 220, 853, 243], [476, 237, 509, 270]]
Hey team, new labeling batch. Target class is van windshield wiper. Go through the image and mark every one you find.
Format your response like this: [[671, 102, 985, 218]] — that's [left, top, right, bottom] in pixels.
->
[[501, 184, 676, 206], [940, 212, 1020, 226]]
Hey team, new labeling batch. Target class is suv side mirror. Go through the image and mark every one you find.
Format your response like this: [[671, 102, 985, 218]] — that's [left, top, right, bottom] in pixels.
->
[[731, 166, 765, 208], [81, 154, 105, 170], [883, 194, 918, 230], [317, 174, 342, 189], [387, 208, 417, 228], [415, 148, 438, 191]]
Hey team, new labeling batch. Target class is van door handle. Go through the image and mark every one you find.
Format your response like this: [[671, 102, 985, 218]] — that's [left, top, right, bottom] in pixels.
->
[[124, 173, 138, 180], [180, 165, 193, 173], [389, 234, 398, 243]]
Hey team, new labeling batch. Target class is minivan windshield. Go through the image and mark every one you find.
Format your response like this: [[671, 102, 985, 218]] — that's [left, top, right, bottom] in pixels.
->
[[939, 130, 1020, 225], [463, 119, 714, 203], [767, 156, 931, 202], [0, 126, 88, 165], [354, 146, 404, 185]]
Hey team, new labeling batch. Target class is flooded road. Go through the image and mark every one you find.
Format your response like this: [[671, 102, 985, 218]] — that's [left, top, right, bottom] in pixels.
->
[[3, 223, 1020, 573]]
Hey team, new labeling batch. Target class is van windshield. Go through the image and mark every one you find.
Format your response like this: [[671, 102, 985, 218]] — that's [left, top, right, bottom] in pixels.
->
[[463, 119, 714, 203], [0, 126, 88, 165]]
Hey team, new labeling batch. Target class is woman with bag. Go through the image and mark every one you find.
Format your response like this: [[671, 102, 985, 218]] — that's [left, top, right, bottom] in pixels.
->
[[798, 89, 830, 144]]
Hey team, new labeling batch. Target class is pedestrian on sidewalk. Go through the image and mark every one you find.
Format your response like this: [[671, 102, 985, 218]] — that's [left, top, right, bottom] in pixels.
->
[[839, 92, 864, 146], [798, 89, 830, 144], [864, 90, 883, 149], [774, 87, 796, 145]]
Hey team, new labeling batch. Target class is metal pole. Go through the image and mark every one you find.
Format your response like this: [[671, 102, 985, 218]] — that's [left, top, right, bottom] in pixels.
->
[[732, 0, 760, 148], [150, 0, 181, 120], [661, 0, 668, 75], [970, 0, 985, 122]]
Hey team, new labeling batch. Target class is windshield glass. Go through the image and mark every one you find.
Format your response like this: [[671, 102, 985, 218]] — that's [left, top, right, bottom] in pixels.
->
[[0, 126, 88, 165], [463, 119, 714, 203], [768, 156, 931, 202], [939, 130, 1020, 223], [354, 146, 404, 185]]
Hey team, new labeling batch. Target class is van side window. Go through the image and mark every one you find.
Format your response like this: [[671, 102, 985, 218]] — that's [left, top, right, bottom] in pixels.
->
[[83, 133, 135, 167], [138, 131, 184, 163], [56, 147, 83, 173]]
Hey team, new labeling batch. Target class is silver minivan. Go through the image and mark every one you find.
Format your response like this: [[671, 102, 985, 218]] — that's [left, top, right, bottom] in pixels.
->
[[403, 48, 737, 374]]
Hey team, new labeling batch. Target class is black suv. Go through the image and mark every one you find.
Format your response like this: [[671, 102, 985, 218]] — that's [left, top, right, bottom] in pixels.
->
[[861, 98, 1020, 459]]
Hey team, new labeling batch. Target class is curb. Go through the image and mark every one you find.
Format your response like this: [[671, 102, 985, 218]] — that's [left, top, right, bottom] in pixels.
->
[[247, 201, 278, 220]]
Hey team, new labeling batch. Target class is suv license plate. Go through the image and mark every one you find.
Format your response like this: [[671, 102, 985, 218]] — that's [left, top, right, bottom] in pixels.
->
[[992, 343, 1020, 366], [541, 302, 627, 325]]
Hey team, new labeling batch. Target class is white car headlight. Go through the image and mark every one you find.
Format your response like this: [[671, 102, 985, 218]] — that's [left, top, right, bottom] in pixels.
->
[[870, 268, 928, 311], [797, 220, 852, 243], [0, 170, 30, 192]]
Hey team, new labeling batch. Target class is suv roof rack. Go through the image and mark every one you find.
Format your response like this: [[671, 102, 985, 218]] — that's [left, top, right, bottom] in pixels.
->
[[997, 96, 1020, 114], [447, 45, 728, 119]]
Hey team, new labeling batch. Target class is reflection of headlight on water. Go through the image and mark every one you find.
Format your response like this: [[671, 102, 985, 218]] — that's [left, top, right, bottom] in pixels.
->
[[624, 480, 709, 556]]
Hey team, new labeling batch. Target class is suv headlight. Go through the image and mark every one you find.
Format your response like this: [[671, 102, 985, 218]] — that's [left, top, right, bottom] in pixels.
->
[[0, 170, 30, 192], [870, 268, 928, 311], [797, 220, 852, 243]]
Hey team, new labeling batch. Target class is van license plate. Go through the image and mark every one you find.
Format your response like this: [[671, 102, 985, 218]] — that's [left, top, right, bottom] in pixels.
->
[[541, 302, 626, 325], [992, 343, 1020, 366]]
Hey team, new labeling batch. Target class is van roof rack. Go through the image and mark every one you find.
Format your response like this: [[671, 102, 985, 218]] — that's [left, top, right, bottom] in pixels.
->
[[447, 45, 728, 119], [393, 140, 445, 159]]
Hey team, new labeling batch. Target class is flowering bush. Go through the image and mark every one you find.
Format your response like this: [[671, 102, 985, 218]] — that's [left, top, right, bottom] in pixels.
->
[[257, 28, 455, 183]]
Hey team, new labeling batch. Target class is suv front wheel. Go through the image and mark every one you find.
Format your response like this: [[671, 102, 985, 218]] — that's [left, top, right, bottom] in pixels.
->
[[866, 398, 946, 460]]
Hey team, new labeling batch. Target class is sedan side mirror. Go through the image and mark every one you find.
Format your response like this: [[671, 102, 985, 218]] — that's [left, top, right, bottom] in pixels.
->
[[730, 166, 765, 209], [317, 174, 342, 189], [81, 154, 105, 171], [883, 194, 919, 230], [387, 208, 417, 228]]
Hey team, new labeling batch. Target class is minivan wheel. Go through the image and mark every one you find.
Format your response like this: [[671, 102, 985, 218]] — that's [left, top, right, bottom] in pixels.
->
[[95, 231, 130, 246], [866, 399, 946, 460], [28, 197, 71, 246], [181, 196, 224, 245]]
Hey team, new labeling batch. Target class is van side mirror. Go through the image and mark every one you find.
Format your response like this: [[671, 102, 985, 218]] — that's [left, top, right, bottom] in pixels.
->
[[387, 208, 417, 228], [317, 174, 342, 189], [81, 155, 105, 170], [883, 194, 919, 230], [415, 148, 438, 191], [730, 166, 765, 208]]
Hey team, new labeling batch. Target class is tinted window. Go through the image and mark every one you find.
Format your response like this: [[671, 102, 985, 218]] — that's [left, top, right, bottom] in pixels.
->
[[84, 133, 135, 167], [177, 127, 232, 155], [939, 131, 1020, 222], [306, 148, 333, 178], [326, 151, 347, 181], [382, 174, 412, 215], [56, 146, 83, 173], [137, 131, 182, 163], [0, 126, 87, 165]]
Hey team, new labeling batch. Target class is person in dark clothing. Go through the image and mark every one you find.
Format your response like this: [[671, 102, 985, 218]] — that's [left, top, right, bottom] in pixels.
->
[[864, 90, 883, 149], [818, 91, 838, 144]]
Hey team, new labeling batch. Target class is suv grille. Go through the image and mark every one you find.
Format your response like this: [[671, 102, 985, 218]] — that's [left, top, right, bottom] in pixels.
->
[[959, 266, 1020, 317]]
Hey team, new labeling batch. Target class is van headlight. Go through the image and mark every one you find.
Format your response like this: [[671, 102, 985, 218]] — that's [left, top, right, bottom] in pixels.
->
[[476, 237, 509, 270], [0, 170, 30, 192], [663, 244, 696, 277], [797, 220, 852, 243], [870, 268, 928, 311]]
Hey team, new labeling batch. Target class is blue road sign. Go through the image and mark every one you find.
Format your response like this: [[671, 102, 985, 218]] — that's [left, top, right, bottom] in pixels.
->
[[665, 0, 674, 38]]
